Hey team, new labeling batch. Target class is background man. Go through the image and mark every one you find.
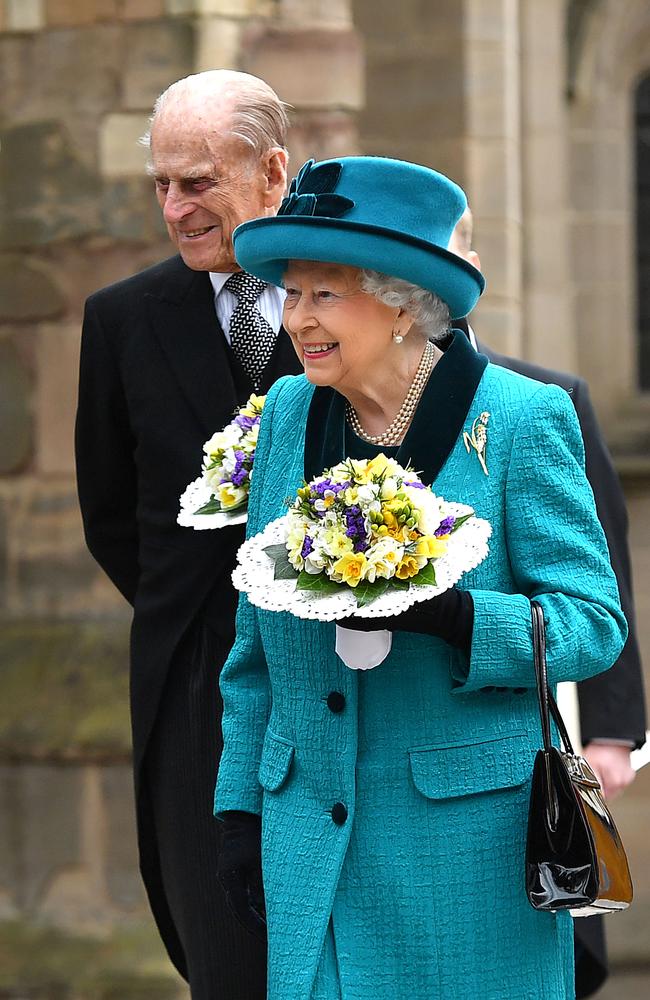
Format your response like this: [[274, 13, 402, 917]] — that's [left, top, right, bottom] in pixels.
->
[[75, 70, 301, 999], [449, 209, 646, 998]]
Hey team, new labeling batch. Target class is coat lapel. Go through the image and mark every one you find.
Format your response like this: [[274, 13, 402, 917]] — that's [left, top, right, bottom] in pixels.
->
[[146, 261, 238, 436], [304, 330, 488, 485]]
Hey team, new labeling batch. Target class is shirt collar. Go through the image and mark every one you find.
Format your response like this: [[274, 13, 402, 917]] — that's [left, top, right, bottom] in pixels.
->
[[209, 271, 234, 297], [209, 270, 286, 303]]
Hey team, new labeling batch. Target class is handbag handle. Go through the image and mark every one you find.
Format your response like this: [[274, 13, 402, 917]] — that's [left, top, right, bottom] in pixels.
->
[[530, 600, 576, 756]]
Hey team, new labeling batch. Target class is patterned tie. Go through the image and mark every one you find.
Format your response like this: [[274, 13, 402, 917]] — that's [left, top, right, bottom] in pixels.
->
[[224, 271, 277, 390]]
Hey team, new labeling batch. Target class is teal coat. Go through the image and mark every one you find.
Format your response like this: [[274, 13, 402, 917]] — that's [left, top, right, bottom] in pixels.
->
[[215, 334, 627, 1000]]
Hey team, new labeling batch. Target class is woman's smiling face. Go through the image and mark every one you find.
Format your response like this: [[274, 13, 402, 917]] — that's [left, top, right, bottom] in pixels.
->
[[282, 261, 401, 392]]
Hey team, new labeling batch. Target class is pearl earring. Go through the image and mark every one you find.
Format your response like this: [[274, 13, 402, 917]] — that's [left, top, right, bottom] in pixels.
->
[[392, 332, 404, 344]]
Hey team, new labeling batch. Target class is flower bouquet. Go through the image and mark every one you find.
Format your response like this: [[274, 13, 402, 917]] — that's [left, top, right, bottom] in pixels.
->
[[177, 394, 265, 529], [232, 454, 491, 621]]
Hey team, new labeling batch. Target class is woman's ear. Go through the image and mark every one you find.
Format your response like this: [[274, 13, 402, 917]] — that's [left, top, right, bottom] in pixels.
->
[[393, 307, 416, 340]]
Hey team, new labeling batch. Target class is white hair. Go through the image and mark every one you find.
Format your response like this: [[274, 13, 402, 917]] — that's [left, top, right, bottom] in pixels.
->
[[139, 70, 290, 155], [360, 270, 450, 341]]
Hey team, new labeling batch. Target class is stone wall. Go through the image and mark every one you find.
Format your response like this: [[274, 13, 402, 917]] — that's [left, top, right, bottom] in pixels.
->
[[1, 0, 649, 995], [0, 1, 362, 995], [0, 0, 363, 624]]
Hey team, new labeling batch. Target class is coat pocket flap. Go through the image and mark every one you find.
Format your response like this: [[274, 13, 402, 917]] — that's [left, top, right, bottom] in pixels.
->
[[258, 729, 295, 792], [409, 733, 531, 800]]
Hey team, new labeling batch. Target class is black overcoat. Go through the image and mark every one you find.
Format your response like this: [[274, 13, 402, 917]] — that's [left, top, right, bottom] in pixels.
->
[[75, 253, 301, 975]]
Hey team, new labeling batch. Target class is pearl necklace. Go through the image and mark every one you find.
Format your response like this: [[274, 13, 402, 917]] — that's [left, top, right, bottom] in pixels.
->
[[346, 340, 437, 446]]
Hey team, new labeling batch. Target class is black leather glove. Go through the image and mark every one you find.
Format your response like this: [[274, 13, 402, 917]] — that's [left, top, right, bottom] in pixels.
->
[[217, 810, 266, 941], [342, 587, 474, 653]]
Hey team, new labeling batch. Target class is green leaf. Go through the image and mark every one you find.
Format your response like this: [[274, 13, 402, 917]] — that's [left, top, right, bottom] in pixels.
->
[[353, 578, 390, 607], [263, 543, 289, 561], [194, 498, 225, 515], [391, 578, 409, 591], [262, 543, 299, 581], [296, 572, 341, 596], [274, 555, 299, 581], [411, 562, 437, 587], [450, 511, 474, 532]]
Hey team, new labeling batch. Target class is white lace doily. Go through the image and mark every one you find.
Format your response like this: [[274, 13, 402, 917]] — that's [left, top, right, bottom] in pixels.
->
[[232, 505, 491, 621], [177, 476, 248, 530]]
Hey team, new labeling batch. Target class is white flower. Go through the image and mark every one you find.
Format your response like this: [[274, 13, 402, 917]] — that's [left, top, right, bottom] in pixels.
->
[[286, 516, 308, 569], [220, 447, 238, 476], [356, 483, 382, 512], [304, 551, 328, 574], [203, 425, 241, 456], [404, 486, 441, 535], [379, 476, 399, 500], [203, 465, 225, 491], [245, 424, 260, 447], [321, 525, 354, 559], [364, 536, 404, 581]]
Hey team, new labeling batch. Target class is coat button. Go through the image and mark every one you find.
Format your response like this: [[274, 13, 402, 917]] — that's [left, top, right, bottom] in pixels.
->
[[327, 691, 346, 713], [331, 802, 348, 825]]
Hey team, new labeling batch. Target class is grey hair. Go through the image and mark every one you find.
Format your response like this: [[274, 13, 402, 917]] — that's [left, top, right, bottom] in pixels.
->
[[139, 70, 290, 155], [360, 270, 450, 341]]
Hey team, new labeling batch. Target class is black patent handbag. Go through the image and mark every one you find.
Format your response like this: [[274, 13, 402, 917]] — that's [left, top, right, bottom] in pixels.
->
[[525, 600, 633, 916]]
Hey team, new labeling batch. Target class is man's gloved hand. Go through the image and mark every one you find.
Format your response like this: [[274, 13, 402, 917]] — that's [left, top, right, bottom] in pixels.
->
[[341, 586, 474, 653], [217, 810, 266, 941]]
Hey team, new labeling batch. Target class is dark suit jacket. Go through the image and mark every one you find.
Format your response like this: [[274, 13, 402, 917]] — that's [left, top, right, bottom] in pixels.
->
[[479, 338, 646, 999], [75, 254, 302, 784]]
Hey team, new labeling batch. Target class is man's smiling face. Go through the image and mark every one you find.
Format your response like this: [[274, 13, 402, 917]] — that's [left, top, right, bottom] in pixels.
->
[[150, 104, 271, 273]]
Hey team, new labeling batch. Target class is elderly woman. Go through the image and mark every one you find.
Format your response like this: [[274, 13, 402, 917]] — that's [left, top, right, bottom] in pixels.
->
[[214, 157, 627, 1000]]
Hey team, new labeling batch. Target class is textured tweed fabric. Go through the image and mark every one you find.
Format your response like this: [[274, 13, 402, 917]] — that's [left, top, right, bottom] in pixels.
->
[[215, 363, 627, 1000]]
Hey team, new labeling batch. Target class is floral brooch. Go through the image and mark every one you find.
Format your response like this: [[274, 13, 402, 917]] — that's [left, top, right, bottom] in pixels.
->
[[463, 411, 490, 476]]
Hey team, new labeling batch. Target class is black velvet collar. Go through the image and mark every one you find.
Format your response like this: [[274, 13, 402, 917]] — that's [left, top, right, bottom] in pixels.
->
[[304, 329, 488, 486]]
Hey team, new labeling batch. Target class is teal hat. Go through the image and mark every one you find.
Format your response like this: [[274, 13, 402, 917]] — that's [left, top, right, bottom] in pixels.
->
[[233, 156, 485, 320]]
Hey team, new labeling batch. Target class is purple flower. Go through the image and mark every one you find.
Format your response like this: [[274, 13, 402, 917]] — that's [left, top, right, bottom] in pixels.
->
[[404, 480, 426, 489], [234, 414, 255, 430], [311, 477, 350, 498], [301, 535, 314, 559], [344, 505, 369, 553], [435, 516, 456, 537], [231, 469, 249, 486], [230, 450, 250, 487]]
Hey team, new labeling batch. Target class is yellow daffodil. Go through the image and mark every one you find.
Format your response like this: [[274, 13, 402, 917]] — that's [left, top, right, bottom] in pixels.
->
[[217, 483, 247, 509], [332, 552, 368, 587], [395, 554, 422, 579], [366, 453, 399, 479], [415, 535, 448, 559]]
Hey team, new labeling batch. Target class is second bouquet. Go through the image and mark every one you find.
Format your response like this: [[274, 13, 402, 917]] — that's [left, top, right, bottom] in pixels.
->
[[232, 453, 491, 621]]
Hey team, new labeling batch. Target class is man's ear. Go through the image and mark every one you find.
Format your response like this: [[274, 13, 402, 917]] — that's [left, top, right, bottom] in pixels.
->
[[263, 147, 289, 209]]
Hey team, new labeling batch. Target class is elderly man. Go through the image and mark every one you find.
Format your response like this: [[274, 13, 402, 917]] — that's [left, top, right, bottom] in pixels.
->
[[75, 71, 301, 998], [449, 209, 646, 999]]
